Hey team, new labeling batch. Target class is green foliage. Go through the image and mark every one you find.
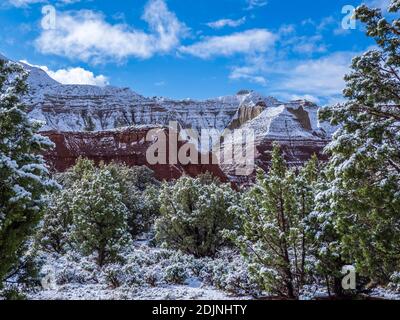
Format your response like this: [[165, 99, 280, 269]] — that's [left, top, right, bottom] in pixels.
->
[[306, 170, 346, 296], [228, 145, 319, 299], [71, 169, 131, 266], [318, 0, 400, 285], [0, 287, 27, 300], [100, 162, 160, 236], [164, 263, 189, 284], [57, 157, 96, 188], [155, 177, 236, 258], [0, 59, 57, 285], [38, 160, 161, 259], [36, 190, 74, 254]]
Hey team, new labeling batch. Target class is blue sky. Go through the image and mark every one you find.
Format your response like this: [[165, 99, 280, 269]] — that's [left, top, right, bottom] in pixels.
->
[[0, 0, 392, 104]]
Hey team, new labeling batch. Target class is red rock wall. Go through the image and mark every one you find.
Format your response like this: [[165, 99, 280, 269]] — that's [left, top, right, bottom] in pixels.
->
[[41, 127, 229, 183], [41, 127, 329, 185]]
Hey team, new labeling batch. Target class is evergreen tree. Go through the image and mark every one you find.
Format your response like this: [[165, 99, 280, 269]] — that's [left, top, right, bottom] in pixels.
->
[[71, 169, 131, 266], [35, 158, 96, 255], [307, 170, 345, 296], [36, 189, 74, 254], [0, 59, 56, 285], [296, 154, 319, 286], [101, 163, 160, 236], [45, 160, 160, 251], [58, 157, 96, 189], [318, 0, 400, 284], [228, 145, 318, 299], [155, 177, 236, 257]]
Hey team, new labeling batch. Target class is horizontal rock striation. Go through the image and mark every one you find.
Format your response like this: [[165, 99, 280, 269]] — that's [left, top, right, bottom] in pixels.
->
[[1, 55, 337, 182], [42, 126, 230, 182]]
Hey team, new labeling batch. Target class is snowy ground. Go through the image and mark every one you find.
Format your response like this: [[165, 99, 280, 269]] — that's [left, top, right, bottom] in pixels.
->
[[29, 284, 249, 301], [368, 288, 400, 301], [26, 242, 258, 301], [29, 283, 400, 301], [16, 241, 400, 301]]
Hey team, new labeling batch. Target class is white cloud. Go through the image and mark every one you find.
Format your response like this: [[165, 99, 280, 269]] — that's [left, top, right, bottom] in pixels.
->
[[8, 0, 80, 6], [279, 23, 328, 56], [229, 51, 355, 104], [365, 0, 391, 11], [277, 52, 353, 97], [20, 60, 109, 86], [179, 29, 276, 59], [44, 66, 109, 86], [229, 67, 267, 85], [35, 0, 188, 63], [246, 0, 268, 10], [267, 52, 356, 104], [291, 35, 327, 54], [206, 17, 246, 29], [8, 0, 45, 6], [229, 54, 268, 86]]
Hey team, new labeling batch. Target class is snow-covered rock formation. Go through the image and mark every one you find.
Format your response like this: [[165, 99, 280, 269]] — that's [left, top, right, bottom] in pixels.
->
[[11, 59, 334, 140], [1, 54, 337, 181]]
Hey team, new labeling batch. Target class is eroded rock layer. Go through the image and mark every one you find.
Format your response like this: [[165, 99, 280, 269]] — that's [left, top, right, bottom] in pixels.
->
[[42, 126, 230, 182], [1, 55, 337, 182]]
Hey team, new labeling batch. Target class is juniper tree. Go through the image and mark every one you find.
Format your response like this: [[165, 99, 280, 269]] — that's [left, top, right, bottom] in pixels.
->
[[155, 177, 236, 257], [228, 145, 317, 299], [36, 189, 74, 254], [296, 154, 320, 286], [45, 160, 160, 249], [319, 0, 400, 284], [0, 59, 56, 285], [101, 163, 160, 236], [57, 157, 96, 189], [71, 169, 131, 266], [307, 170, 346, 297], [35, 158, 96, 255]]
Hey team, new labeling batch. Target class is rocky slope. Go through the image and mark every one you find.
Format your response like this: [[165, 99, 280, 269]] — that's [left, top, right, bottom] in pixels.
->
[[22, 62, 264, 133], [220, 100, 331, 182], [18, 60, 332, 138], [1, 55, 336, 181]]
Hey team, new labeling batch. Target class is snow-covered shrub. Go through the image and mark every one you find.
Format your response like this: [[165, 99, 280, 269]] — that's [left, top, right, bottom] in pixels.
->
[[143, 268, 162, 287], [299, 284, 329, 300], [102, 264, 123, 289], [34, 240, 258, 298], [101, 263, 142, 289], [164, 263, 189, 285], [56, 268, 88, 286], [71, 169, 131, 266], [52, 252, 98, 285], [55, 160, 160, 245], [388, 273, 400, 292], [190, 259, 207, 278], [155, 177, 237, 257], [199, 250, 261, 297]]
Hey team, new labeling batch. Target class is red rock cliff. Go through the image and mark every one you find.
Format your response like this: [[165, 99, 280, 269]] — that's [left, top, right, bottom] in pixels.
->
[[41, 126, 229, 182]]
